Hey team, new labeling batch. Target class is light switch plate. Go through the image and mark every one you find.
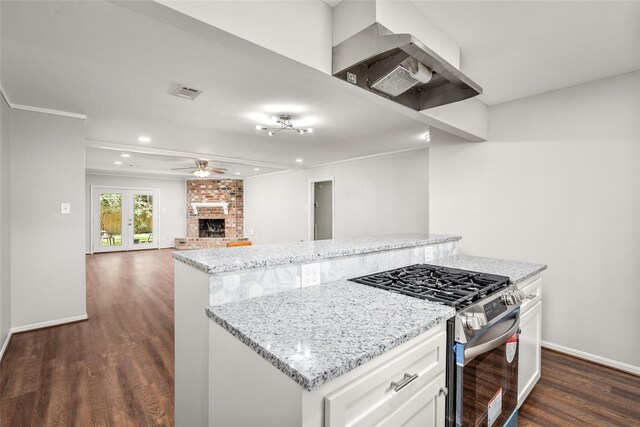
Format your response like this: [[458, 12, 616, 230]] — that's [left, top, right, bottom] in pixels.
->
[[301, 263, 321, 288], [60, 203, 71, 215]]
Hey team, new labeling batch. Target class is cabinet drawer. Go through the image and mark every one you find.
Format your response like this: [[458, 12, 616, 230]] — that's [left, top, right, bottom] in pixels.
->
[[519, 277, 542, 312], [324, 330, 446, 427]]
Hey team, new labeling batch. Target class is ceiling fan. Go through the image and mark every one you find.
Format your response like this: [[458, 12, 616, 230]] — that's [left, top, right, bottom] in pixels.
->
[[172, 160, 227, 178]]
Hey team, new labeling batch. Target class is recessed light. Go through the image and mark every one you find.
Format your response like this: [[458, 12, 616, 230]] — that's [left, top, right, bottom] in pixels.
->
[[121, 153, 130, 158], [253, 167, 260, 171], [235, 172, 241, 175], [295, 158, 303, 163], [138, 136, 151, 143], [114, 161, 123, 165]]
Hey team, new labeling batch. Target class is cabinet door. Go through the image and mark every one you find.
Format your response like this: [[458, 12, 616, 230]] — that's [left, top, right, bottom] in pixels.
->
[[324, 330, 446, 427], [518, 300, 542, 406], [377, 372, 446, 427]]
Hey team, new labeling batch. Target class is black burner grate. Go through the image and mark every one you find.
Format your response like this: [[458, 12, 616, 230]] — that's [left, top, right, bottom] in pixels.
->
[[349, 264, 510, 310]]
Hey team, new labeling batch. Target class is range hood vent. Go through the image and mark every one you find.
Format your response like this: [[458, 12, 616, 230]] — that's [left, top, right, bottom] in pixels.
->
[[333, 23, 482, 110]]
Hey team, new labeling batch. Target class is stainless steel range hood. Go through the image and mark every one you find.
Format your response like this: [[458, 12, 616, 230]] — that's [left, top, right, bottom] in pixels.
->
[[333, 23, 482, 110]]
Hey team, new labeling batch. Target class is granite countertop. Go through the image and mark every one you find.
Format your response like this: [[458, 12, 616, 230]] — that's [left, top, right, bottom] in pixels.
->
[[430, 255, 547, 284], [206, 280, 455, 391], [173, 233, 461, 274]]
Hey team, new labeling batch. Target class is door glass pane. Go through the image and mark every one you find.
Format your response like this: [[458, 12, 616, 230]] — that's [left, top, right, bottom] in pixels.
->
[[133, 194, 153, 245], [100, 193, 122, 247]]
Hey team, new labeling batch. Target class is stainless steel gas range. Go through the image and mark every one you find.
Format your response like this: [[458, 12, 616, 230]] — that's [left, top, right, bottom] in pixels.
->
[[350, 264, 525, 427]]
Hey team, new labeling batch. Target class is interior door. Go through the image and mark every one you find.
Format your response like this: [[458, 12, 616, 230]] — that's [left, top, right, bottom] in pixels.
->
[[310, 179, 334, 241], [92, 187, 159, 253]]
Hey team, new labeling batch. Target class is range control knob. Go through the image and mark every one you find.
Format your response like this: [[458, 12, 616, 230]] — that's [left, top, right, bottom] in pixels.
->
[[463, 314, 482, 331], [501, 293, 516, 305], [501, 291, 525, 306], [475, 312, 488, 327], [463, 315, 481, 330]]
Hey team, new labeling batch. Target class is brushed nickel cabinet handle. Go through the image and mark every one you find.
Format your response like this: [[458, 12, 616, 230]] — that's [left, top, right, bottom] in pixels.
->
[[390, 373, 419, 392]]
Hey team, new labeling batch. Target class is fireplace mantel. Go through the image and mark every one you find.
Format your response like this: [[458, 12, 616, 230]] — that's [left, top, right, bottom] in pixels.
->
[[191, 202, 229, 215]]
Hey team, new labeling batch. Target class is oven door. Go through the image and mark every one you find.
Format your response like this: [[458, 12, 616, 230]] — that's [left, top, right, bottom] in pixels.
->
[[454, 308, 520, 427]]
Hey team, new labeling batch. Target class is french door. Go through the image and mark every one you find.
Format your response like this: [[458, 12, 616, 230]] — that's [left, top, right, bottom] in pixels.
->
[[91, 187, 159, 253]]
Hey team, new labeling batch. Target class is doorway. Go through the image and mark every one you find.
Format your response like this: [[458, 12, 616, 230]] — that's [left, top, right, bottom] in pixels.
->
[[309, 178, 334, 241], [91, 187, 159, 253]]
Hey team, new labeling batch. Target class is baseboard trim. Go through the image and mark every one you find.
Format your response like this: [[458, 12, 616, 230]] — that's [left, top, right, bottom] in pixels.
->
[[542, 340, 640, 376], [0, 330, 13, 361], [11, 313, 89, 334]]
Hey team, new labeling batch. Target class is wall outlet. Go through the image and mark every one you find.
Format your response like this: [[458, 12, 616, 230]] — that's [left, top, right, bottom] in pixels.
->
[[60, 203, 71, 215], [301, 263, 321, 288]]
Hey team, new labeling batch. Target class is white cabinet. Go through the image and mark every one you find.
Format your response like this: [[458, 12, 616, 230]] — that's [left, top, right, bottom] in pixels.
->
[[517, 277, 542, 406], [208, 321, 447, 427], [324, 329, 446, 427]]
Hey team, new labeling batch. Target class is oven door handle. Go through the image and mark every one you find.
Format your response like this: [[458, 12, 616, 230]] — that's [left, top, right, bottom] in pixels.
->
[[464, 311, 520, 363]]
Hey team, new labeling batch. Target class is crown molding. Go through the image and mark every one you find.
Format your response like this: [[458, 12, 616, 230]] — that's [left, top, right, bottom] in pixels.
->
[[0, 85, 11, 106], [308, 146, 428, 169], [0, 84, 86, 121], [10, 103, 87, 121], [85, 139, 299, 171], [85, 166, 190, 180]]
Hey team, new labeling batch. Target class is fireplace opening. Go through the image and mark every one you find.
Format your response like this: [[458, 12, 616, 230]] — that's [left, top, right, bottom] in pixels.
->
[[199, 219, 225, 238]]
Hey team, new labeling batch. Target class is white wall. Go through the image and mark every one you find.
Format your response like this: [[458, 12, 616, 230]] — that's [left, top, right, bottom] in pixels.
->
[[10, 109, 86, 329], [0, 94, 11, 348], [85, 174, 187, 251], [332, 0, 460, 69], [375, 0, 459, 69], [430, 71, 640, 369], [244, 149, 429, 244], [422, 98, 488, 142], [157, 0, 333, 74]]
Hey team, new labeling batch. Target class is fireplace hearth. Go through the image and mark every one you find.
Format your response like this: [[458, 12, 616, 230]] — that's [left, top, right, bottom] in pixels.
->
[[199, 219, 225, 238]]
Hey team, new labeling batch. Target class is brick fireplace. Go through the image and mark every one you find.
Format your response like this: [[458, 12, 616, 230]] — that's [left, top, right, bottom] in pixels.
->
[[175, 179, 247, 250], [199, 219, 225, 238]]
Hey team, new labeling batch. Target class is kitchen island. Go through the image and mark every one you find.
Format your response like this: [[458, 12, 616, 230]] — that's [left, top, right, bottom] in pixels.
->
[[173, 233, 461, 426], [172, 234, 546, 426]]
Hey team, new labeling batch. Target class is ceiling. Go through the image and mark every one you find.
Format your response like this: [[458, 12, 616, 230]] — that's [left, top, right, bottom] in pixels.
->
[[413, 1, 640, 106], [85, 146, 283, 180], [1, 1, 431, 178], [2, 1, 639, 179]]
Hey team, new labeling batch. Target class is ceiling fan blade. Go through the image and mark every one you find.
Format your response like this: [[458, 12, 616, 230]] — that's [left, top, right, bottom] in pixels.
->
[[171, 167, 196, 170], [207, 168, 227, 174]]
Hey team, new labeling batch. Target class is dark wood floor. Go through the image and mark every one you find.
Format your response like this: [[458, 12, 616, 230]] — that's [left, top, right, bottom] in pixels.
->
[[1, 249, 639, 426], [1, 249, 175, 427], [520, 349, 640, 426]]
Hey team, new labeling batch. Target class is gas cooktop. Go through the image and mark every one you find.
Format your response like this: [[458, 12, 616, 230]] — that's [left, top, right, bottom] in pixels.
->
[[349, 264, 510, 310]]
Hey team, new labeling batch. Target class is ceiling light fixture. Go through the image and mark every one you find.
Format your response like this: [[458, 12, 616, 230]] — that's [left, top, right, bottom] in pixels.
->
[[114, 161, 123, 165], [253, 167, 260, 171], [193, 169, 211, 178], [235, 172, 241, 175], [295, 158, 303, 163], [121, 153, 130, 158], [138, 136, 151, 143], [256, 114, 313, 136]]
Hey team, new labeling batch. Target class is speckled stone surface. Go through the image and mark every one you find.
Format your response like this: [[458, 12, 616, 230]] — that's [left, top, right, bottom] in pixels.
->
[[174, 234, 461, 274], [430, 255, 547, 284], [206, 280, 455, 391]]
